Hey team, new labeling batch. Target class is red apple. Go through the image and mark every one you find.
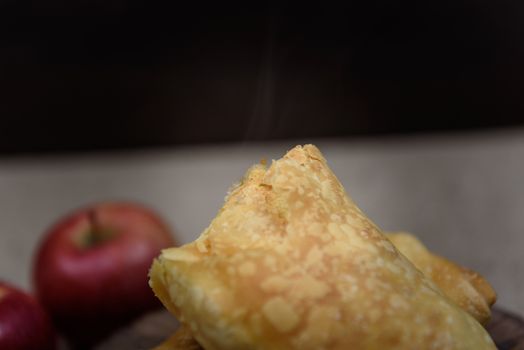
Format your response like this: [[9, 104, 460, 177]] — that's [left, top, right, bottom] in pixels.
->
[[33, 202, 175, 348], [0, 281, 56, 350]]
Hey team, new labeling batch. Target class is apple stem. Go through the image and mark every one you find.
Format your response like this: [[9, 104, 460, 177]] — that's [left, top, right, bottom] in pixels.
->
[[85, 209, 112, 247], [88, 209, 101, 236]]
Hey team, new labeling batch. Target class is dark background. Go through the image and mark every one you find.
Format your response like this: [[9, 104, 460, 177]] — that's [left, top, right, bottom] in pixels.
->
[[2, 2, 524, 155]]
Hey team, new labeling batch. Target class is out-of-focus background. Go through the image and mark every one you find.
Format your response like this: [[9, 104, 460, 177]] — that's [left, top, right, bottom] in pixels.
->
[[2, 3, 524, 154], [1, 0, 524, 328]]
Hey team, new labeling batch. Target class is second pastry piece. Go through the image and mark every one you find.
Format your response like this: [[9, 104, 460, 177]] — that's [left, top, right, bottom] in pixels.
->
[[386, 232, 496, 325], [150, 145, 496, 350]]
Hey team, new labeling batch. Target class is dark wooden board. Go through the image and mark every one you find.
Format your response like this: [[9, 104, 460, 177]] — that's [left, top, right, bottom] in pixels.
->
[[487, 309, 524, 350], [95, 308, 524, 349]]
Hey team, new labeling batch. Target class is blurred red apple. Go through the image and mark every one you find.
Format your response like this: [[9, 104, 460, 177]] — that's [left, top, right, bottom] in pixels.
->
[[33, 202, 175, 348], [0, 281, 56, 350]]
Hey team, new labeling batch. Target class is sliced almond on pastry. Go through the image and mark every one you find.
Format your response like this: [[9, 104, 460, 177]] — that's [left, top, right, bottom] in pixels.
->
[[149, 145, 496, 350]]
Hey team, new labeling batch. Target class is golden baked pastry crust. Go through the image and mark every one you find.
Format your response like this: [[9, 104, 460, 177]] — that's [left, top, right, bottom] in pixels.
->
[[153, 233, 497, 349], [149, 145, 496, 350]]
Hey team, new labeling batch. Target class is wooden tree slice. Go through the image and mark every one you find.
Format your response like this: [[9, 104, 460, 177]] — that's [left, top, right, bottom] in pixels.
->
[[487, 308, 524, 350]]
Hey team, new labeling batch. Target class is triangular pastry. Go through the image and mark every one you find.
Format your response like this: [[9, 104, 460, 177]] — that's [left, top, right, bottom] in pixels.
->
[[149, 145, 496, 350]]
